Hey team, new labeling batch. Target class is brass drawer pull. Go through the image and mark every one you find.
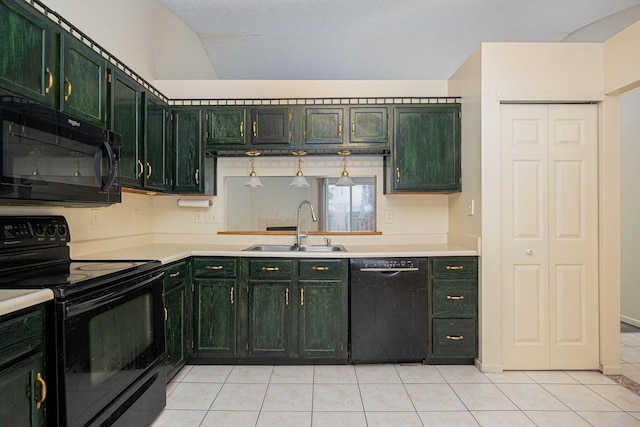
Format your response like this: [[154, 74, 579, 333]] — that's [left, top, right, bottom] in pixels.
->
[[35, 372, 47, 409], [312, 266, 329, 271], [206, 265, 224, 270], [44, 66, 54, 93], [445, 265, 464, 271], [262, 267, 279, 271], [446, 335, 464, 341], [169, 272, 180, 278], [446, 295, 465, 300]]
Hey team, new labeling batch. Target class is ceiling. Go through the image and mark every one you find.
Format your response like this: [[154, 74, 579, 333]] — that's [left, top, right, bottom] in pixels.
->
[[159, 0, 640, 80]]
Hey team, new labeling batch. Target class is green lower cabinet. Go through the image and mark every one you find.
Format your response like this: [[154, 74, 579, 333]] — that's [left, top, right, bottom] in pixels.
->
[[431, 319, 477, 359], [163, 261, 191, 381], [297, 280, 346, 358], [0, 306, 47, 426], [193, 279, 237, 357], [247, 280, 290, 357]]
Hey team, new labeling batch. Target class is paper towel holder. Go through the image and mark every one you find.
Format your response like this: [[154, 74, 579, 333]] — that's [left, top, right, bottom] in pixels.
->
[[177, 199, 213, 208]]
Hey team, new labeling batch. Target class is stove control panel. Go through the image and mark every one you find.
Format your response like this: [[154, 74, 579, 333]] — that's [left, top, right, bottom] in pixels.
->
[[1, 216, 69, 246]]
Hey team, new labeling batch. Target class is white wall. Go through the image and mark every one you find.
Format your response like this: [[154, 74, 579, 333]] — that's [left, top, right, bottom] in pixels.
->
[[619, 89, 640, 327], [38, 0, 217, 81]]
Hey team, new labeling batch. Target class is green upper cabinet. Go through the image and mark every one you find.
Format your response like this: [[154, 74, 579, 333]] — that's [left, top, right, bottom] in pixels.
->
[[349, 107, 388, 144], [143, 93, 169, 191], [61, 34, 107, 126], [109, 69, 141, 188], [386, 104, 461, 193], [172, 107, 203, 193], [250, 106, 292, 145], [304, 107, 344, 145], [205, 107, 247, 146], [0, 0, 58, 107]]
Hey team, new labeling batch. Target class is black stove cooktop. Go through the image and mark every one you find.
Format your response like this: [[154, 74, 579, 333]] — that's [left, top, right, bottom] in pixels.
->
[[0, 216, 161, 299]]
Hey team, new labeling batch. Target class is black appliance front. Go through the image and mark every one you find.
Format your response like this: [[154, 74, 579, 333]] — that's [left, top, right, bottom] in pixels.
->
[[56, 269, 166, 427], [349, 258, 429, 364], [0, 91, 121, 206]]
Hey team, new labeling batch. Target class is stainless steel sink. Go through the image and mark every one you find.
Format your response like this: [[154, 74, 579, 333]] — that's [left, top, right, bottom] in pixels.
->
[[243, 244, 347, 252]]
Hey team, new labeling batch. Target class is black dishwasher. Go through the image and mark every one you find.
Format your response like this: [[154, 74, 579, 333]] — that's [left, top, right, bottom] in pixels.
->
[[349, 258, 428, 364]]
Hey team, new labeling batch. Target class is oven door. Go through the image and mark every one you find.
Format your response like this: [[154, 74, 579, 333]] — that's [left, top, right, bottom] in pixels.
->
[[58, 270, 165, 427]]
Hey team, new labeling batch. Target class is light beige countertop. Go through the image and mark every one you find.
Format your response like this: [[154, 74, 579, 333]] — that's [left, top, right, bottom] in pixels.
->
[[73, 243, 477, 265], [0, 289, 54, 317]]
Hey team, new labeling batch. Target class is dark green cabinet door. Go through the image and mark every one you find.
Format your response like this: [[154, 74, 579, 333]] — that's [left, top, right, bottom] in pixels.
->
[[251, 107, 291, 145], [0, 0, 58, 107], [349, 107, 388, 143], [206, 108, 247, 145], [247, 280, 290, 357], [165, 280, 187, 380], [172, 108, 203, 192], [194, 279, 237, 356], [297, 281, 346, 358], [110, 71, 141, 188], [61, 34, 107, 126], [0, 353, 45, 427], [144, 94, 169, 191], [305, 107, 344, 144], [389, 105, 461, 193]]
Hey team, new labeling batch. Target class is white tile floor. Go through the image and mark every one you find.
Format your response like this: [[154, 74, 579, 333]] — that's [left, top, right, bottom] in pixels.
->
[[153, 332, 640, 427]]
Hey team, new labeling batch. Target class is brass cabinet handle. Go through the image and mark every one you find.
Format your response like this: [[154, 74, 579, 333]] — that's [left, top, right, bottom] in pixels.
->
[[446, 335, 464, 341], [137, 160, 144, 177], [338, 122, 342, 136], [396, 168, 401, 183], [312, 266, 329, 271], [351, 121, 355, 135], [445, 265, 464, 271], [163, 307, 168, 321], [169, 272, 180, 278], [447, 295, 465, 300], [195, 168, 200, 185], [262, 267, 279, 271], [285, 288, 289, 305], [230, 287, 234, 304], [44, 67, 53, 94], [35, 372, 47, 409], [300, 288, 304, 306], [252, 121, 257, 137], [64, 77, 72, 101], [240, 121, 244, 137], [206, 265, 224, 270], [146, 162, 152, 179]]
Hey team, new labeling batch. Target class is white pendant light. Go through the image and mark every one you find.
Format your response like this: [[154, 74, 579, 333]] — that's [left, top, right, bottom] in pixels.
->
[[289, 150, 310, 187], [243, 150, 264, 188], [335, 150, 355, 186]]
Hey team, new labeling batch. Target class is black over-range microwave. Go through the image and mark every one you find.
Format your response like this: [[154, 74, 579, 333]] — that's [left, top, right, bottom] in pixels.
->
[[0, 91, 121, 206]]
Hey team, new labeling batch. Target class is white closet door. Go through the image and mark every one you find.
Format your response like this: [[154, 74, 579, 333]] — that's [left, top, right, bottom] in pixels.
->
[[500, 104, 599, 370]]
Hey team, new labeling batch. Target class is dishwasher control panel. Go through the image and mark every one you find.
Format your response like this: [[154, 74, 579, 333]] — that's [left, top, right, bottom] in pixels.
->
[[352, 258, 424, 270]]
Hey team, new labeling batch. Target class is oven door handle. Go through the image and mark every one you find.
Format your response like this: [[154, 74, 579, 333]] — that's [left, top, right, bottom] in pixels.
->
[[65, 271, 164, 317]]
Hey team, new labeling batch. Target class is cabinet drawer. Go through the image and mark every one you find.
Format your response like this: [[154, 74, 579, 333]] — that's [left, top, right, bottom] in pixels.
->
[[432, 279, 477, 318], [431, 257, 477, 277], [0, 307, 44, 366], [193, 258, 238, 278], [248, 259, 293, 279], [164, 261, 189, 289], [299, 259, 346, 280], [431, 319, 476, 358]]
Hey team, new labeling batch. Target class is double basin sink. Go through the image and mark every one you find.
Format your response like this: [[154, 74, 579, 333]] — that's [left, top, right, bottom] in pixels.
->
[[244, 244, 347, 253]]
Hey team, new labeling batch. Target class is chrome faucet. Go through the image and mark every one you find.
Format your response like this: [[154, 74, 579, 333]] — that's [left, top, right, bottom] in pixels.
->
[[296, 200, 317, 247]]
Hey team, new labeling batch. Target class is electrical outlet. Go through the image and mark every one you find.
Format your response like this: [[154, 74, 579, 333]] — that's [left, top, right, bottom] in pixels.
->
[[468, 199, 475, 216], [385, 210, 394, 224], [195, 212, 204, 223], [205, 209, 218, 224]]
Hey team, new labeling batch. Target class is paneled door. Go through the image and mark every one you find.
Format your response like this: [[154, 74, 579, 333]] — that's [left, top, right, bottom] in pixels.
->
[[500, 104, 599, 370]]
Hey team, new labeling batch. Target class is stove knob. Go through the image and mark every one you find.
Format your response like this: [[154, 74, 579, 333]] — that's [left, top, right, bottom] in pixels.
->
[[57, 225, 67, 237], [33, 224, 45, 236], [46, 225, 56, 236]]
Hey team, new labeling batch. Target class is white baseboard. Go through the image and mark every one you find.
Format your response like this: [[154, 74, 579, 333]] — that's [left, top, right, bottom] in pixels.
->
[[621, 315, 640, 328], [475, 359, 503, 373]]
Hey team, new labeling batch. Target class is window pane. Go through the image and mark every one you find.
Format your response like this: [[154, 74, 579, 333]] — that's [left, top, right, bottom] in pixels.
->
[[325, 178, 375, 231]]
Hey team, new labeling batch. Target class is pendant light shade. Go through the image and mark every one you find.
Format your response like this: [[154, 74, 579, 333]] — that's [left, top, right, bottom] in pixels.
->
[[289, 150, 310, 187], [335, 150, 355, 186], [243, 150, 264, 188]]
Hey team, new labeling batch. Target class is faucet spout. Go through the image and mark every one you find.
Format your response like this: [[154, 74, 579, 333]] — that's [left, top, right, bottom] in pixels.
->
[[296, 200, 317, 247]]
